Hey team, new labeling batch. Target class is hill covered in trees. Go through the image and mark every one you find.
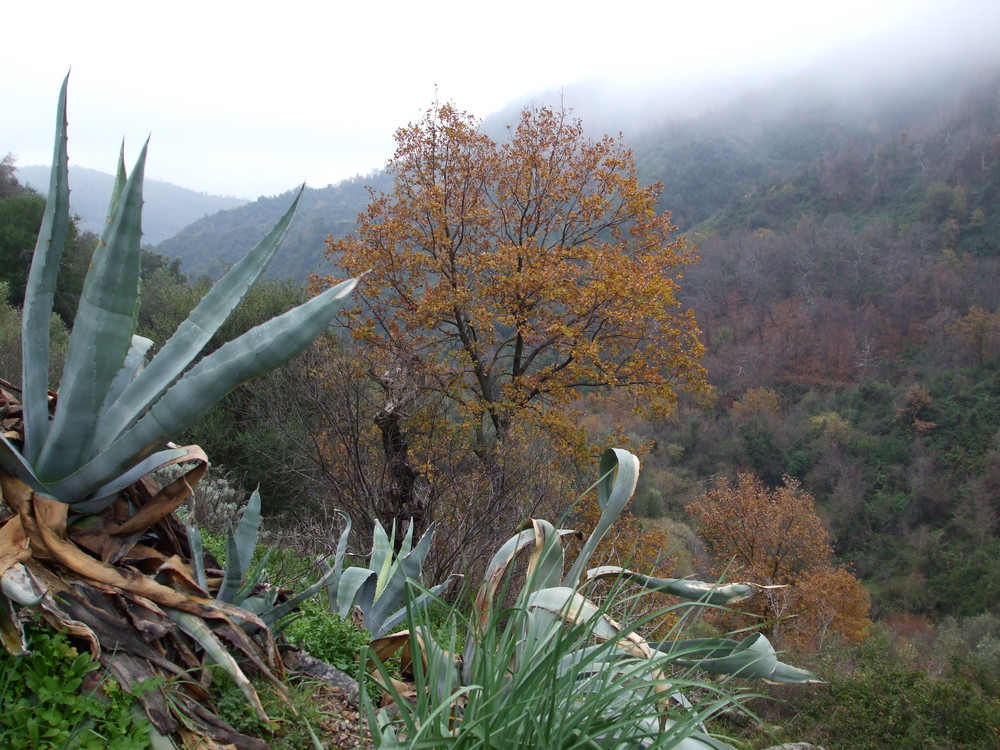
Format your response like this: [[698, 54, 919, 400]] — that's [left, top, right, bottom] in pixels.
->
[[16, 164, 247, 245]]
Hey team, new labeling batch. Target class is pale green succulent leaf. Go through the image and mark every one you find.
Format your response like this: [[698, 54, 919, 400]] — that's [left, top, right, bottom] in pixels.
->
[[0, 563, 46, 607], [69, 447, 189, 513], [527, 587, 617, 640], [411, 625, 461, 706], [187, 524, 209, 592], [764, 660, 824, 684], [106, 144, 128, 222], [37, 141, 147, 480], [234, 489, 262, 578], [95, 191, 303, 451], [338, 566, 377, 618], [99, 335, 153, 417], [370, 520, 394, 595], [263, 561, 342, 628], [584, 566, 756, 605], [378, 574, 462, 636], [525, 519, 565, 595], [322, 512, 352, 607], [21, 74, 71, 462], [0, 434, 45, 493], [166, 609, 269, 722], [653, 634, 815, 681], [369, 523, 437, 627], [563, 448, 639, 587], [46, 278, 358, 503], [232, 548, 274, 607], [217, 491, 263, 603]]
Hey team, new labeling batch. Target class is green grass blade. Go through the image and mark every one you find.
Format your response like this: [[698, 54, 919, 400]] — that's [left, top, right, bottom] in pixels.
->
[[36, 142, 147, 481], [95, 190, 303, 450], [21, 73, 71, 463]]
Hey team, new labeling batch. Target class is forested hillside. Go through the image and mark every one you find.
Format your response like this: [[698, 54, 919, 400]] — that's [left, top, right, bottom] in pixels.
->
[[16, 164, 246, 245], [640, 55, 1000, 620], [153, 171, 391, 279]]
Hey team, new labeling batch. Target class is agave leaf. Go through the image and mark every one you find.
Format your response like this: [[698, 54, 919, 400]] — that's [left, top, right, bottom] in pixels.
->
[[378, 574, 462, 636], [37, 142, 147, 481], [322, 511, 352, 606], [563, 448, 640, 587], [261, 561, 342, 628], [106, 144, 128, 223], [368, 523, 436, 628], [764, 660, 824, 684], [47, 278, 358, 503], [528, 586, 654, 660], [659, 719, 739, 750], [0, 563, 45, 607], [370, 520, 394, 597], [653, 634, 816, 681], [166, 609, 270, 722], [187, 525, 208, 592], [94, 190, 304, 451], [338, 566, 378, 619], [69, 447, 190, 514], [411, 625, 460, 707], [231, 548, 275, 607], [21, 73, 71, 463], [524, 518, 565, 594], [217, 522, 243, 603], [99, 335, 153, 418], [234, 490, 262, 578], [584, 566, 756, 606], [0, 434, 45, 493]]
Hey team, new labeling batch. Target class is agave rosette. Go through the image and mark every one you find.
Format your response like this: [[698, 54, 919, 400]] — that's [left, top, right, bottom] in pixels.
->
[[366, 448, 820, 748], [0, 75, 358, 747]]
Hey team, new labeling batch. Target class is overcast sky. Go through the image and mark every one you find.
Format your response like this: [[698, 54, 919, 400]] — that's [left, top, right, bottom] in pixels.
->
[[2, 0, 994, 199]]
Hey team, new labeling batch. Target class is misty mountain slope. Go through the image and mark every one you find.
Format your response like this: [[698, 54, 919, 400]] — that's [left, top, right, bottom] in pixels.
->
[[16, 165, 247, 245], [150, 11, 1000, 281], [152, 171, 391, 280], [689, 64, 1000, 253], [630, 51, 1000, 231]]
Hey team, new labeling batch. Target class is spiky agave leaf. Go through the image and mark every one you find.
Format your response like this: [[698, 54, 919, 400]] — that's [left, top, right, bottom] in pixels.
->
[[20, 73, 70, 464]]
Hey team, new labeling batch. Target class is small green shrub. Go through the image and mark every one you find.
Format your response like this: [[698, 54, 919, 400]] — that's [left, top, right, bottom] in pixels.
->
[[0, 627, 152, 749], [283, 598, 371, 675], [746, 632, 1000, 749]]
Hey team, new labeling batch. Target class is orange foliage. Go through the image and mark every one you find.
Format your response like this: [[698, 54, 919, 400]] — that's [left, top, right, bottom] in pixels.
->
[[313, 102, 707, 457], [686, 473, 870, 650]]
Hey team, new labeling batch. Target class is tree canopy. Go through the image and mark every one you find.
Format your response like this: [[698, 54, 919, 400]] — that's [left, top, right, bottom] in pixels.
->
[[319, 103, 706, 452]]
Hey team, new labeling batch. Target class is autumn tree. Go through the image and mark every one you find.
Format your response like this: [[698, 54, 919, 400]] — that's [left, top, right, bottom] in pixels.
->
[[686, 473, 870, 650], [318, 103, 706, 459]]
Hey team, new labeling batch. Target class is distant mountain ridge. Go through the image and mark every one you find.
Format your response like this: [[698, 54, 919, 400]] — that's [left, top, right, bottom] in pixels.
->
[[16, 165, 247, 245], [151, 171, 392, 281]]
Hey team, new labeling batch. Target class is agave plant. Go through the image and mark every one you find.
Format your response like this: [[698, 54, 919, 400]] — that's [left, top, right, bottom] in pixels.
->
[[0, 76, 357, 747], [366, 448, 820, 748], [186, 488, 337, 630], [323, 514, 462, 638]]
